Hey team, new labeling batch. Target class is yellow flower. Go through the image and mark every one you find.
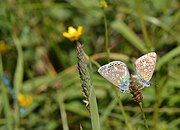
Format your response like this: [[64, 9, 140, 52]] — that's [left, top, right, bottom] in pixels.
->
[[17, 93, 32, 108], [63, 26, 83, 41], [0, 40, 8, 53]]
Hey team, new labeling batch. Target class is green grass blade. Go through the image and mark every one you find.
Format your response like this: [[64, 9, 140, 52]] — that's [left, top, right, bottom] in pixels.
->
[[100, 99, 117, 127], [80, 124, 83, 130], [58, 90, 69, 130], [145, 16, 180, 43], [89, 85, 101, 130], [156, 46, 180, 70], [13, 35, 24, 93], [13, 34, 24, 129], [111, 20, 148, 53]]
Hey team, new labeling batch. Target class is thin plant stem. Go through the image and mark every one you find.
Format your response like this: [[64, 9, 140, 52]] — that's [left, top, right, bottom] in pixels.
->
[[139, 102, 150, 130], [103, 10, 110, 62], [153, 83, 159, 130], [153, 76, 168, 130], [113, 87, 133, 130], [135, 0, 152, 49]]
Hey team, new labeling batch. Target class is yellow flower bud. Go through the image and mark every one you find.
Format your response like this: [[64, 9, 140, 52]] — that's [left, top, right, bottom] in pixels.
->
[[99, 0, 108, 9]]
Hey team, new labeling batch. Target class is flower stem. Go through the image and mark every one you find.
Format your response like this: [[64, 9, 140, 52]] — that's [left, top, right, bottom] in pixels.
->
[[113, 87, 132, 130], [153, 84, 159, 130], [103, 10, 110, 62], [139, 102, 149, 130]]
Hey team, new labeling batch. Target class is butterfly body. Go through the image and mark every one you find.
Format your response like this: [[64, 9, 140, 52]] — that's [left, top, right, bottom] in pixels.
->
[[132, 74, 150, 88], [98, 52, 157, 93]]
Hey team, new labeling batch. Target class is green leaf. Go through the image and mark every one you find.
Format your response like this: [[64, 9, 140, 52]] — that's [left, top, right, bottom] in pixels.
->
[[13, 35, 24, 129], [156, 46, 180, 70], [13, 35, 24, 93], [111, 20, 148, 53]]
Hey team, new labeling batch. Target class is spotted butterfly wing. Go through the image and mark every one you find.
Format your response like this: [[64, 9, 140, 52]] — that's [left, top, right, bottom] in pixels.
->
[[98, 61, 130, 93], [134, 52, 157, 83]]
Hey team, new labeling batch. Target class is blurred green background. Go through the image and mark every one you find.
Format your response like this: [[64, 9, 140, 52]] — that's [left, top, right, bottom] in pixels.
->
[[0, 0, 179, 130]]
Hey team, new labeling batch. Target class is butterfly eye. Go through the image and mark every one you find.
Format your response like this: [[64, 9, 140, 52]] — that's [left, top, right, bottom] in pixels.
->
[[147, 83, 150, 87]]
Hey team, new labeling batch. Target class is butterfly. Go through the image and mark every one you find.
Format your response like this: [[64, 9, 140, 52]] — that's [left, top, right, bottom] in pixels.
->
[[98, 52, 157, 93]]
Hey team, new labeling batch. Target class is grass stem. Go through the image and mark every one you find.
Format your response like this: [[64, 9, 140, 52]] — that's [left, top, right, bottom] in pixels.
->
[[77, 43, 101, 130], [139, 102, 149, 130], [153, 85, 159, 130], [135, 0, 152, 49], [13, 34, 24, 130], [153, 76, 168, 130]]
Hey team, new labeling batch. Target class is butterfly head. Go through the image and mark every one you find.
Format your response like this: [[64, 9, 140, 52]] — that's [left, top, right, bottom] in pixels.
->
[[141, 81, 150, 88], [120, 89, 126, 93], [145, 82, 150, 87]]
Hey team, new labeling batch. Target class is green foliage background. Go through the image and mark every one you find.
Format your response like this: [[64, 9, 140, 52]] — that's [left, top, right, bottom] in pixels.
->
[[0, 0, 179, 130]]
